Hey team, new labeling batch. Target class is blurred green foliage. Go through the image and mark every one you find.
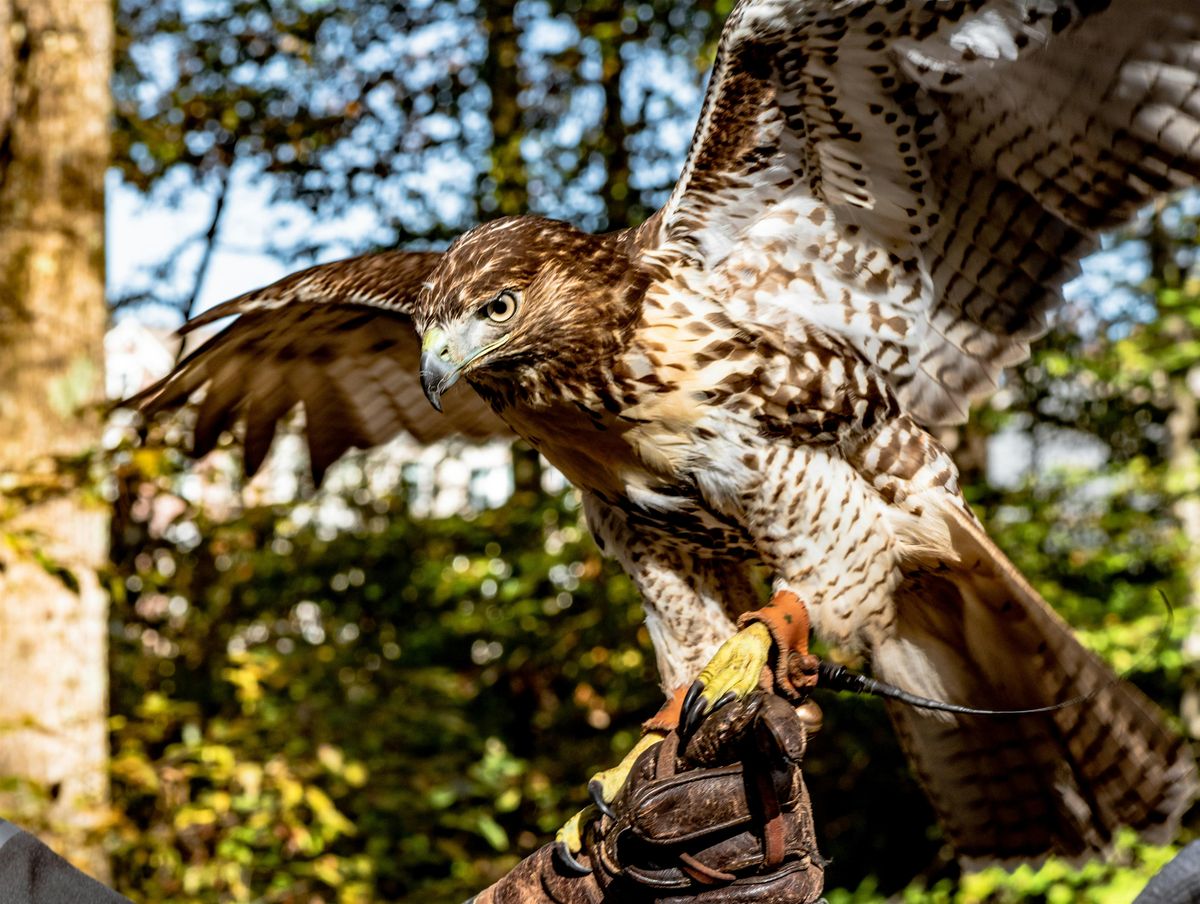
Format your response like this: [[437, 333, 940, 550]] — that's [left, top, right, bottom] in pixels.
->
[[106, 464, 660, 901]]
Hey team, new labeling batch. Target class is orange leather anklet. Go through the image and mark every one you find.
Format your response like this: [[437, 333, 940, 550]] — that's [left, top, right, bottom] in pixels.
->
[[642, 683, 690, 733], [736, 590, 819, 701]]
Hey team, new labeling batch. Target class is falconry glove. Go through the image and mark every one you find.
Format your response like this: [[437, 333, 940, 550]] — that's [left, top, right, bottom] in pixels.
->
[[467, 693, 825, 904]]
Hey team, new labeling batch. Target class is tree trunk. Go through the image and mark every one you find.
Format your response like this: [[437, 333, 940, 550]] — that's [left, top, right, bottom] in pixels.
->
[[597, 9, 633, 231], [480, 0, 526, 218], [479, 0, 546, 497], [0, 0, 111, 879]]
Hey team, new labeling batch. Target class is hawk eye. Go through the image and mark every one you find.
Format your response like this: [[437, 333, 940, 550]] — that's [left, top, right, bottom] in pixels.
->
[[483, 289, 519, 323]]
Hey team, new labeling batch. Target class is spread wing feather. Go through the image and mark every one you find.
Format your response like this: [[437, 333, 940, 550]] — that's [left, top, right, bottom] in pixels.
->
[[128, 251, 511, 482], [656, 0, 1200, 425]]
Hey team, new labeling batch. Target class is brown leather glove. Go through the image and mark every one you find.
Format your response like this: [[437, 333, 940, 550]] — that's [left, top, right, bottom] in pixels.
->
[[468, 693, 825, 904]]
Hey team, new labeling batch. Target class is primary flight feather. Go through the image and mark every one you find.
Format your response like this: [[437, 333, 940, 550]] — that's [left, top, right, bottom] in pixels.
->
[[133, 0, 1200, 863]]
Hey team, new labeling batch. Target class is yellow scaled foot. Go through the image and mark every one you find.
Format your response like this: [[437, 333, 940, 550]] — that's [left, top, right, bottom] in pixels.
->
[[682, 622, 773, 736], [587, 730, 665, 818], [553, 729, 667, 874], [554, 804, 596, 874]]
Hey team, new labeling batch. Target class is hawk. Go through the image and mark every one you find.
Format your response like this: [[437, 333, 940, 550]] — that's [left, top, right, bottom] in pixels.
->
[[134, 0, 1200, 864]]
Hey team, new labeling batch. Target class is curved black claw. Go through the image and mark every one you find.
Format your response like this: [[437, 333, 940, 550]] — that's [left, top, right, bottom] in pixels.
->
[[681, 682, 742, 740], [588, 778, 615, 820], [681, 679, 707, 739], [554, 840, 593, 876]]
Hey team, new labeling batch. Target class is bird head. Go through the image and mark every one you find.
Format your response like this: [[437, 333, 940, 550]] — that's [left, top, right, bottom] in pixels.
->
[[415, 215, 643, 411]]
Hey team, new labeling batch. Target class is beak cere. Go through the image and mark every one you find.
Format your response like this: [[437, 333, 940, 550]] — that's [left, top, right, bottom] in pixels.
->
[[419, 329, 461, 413]]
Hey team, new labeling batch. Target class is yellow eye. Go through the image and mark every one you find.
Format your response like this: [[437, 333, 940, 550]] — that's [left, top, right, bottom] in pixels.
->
[[484, 290, 519, 323]]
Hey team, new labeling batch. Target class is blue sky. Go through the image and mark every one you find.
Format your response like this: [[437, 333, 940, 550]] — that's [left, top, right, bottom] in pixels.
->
[[108, 0, 716, 327], [108, 165, 381, 329]]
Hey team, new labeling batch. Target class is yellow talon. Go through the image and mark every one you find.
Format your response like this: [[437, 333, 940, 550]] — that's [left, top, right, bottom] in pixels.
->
[[683, 623, 773, 735], [588, 730, 665, 815], [555, 804, 595, 855], [698, 622, 772, 705], [553, 728, 667, 874]]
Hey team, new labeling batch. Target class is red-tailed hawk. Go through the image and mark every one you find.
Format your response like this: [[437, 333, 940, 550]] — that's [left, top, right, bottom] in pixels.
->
[[134, 0, 1199, 864]]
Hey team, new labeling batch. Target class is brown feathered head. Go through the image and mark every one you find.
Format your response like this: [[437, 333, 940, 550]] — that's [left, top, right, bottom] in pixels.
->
[[415, 215, 646, 411]]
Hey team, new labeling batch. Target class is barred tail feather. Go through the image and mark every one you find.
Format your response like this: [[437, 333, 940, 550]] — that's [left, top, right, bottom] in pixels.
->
[[873, 509, 1196, 864]]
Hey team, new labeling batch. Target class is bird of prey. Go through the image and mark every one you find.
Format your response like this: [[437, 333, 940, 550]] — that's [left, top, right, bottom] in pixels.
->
[[133, 0, 1200, 865]]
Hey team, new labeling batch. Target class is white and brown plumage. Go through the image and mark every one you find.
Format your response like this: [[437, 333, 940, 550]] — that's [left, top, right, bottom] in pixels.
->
[[134, 0, 1200, 863]]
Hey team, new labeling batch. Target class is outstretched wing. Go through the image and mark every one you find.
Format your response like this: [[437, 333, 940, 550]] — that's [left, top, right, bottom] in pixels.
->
[[129, 251, 510, 483], [654, 0, 1200, 424]]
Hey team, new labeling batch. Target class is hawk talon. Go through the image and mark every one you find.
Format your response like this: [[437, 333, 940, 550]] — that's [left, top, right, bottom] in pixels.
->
[[588, 778, 615, 819], [681, 680, 706, 737], [681, 686, 739, 739], [553, 839, 592, 876], [585, 730, 666, 816], [553, 805, 596, 875], [680, 623, 774, 737], [552, 728, 665, 876]]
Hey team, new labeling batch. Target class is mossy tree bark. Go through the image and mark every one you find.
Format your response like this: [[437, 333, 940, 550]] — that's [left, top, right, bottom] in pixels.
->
[[0, 0, 112, 879]]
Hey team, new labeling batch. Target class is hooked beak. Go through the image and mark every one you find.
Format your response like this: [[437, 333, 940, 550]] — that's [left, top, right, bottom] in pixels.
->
[[420, 328, 461, 413]]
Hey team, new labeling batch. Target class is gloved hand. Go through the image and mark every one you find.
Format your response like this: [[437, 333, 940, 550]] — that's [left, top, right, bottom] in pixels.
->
[[468, 692, 825, 904]]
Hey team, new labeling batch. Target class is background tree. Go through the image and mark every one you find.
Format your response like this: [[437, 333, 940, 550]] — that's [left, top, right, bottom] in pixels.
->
[[0, 0, 113, 878]]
